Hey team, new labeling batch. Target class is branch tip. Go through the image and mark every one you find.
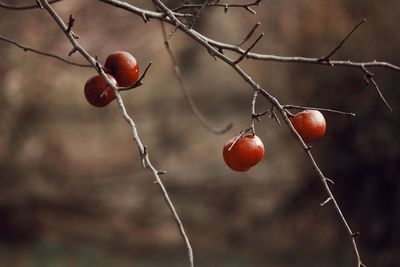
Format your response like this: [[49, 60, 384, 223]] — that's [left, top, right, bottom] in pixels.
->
[[320, 197, 332, 206]]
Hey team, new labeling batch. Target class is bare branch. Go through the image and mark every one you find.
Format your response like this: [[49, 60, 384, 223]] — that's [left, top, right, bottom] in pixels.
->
[[283, 105, 356, 117], [236, 22, 261, 47], [234, 33, 264, 64], [189, 0, 210, 29], [37, 1, 194, 267], [196, 33, 400, 72], [160, 21, 232, 135], [97, 0, 400, 73], [118, 61, 153, 91], [173, 0, 262, 14], [319, 19, 367, 63], [148, 1, 368, 265], [0, 35, 91, 67], [361, 66, 393, 112]]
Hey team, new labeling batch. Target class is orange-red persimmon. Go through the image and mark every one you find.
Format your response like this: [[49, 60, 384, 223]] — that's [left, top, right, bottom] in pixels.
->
[[223, 134, 265, 172], [291, 110, 326, 143], [84, 74, 117, 107], [105, 51, 139, 87]]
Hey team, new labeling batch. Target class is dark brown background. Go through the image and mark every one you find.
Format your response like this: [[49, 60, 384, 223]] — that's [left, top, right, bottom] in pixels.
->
[[0, 0, 399, 266]]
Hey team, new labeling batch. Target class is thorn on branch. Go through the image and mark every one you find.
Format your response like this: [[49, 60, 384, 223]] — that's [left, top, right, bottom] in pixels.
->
[[306, 146, 312, 151], [351, 231, 361, 237], [325, 177, 335, 184], [68, 47, 78, 56], [35, 0, 44, 9], [361, 66, 393, 112], [157, 170, 167, 175], [142, 12, 149, 23], [269, 106, 281, 125], [244, 6, 256, 14], [141, 145, 148, 168], [66, 14, 75, 34], [320, 197, 332, 206]]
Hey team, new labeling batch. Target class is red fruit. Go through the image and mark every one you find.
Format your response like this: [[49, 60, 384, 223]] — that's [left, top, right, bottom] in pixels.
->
[[84, 74, 117, 107], [104, 51, 139, 87], [223, 134, 265, 172], [291, 110, 326, 143]]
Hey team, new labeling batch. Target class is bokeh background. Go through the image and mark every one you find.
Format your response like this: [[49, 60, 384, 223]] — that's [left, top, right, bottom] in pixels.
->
[[0, 0, 399, 266]]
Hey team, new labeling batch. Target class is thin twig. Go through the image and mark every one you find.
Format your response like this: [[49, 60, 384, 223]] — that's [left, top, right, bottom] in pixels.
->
[[189, 0, 210, 29], [250, 89, 259, 133], [236, 22, 261, 47], [37, 2, 194, 267], [148, 2, 367, 266], [160, 21, 232, 135], [118, 62, 153, 91], [0, 35, 91, 67], [98, 0, 400, 73], [361, 66, 393, 112], [319, 19, 367, 63], [283, 105, 356, 117], [173, 0, 262, 14], [234, 33, 264, 64]]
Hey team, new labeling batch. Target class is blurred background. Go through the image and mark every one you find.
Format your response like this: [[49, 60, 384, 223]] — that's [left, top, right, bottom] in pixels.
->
[[0, 0, 399, 266]]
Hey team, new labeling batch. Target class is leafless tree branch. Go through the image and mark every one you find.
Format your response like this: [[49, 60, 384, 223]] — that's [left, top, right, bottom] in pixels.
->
[[160, 21, 232, 135], [173, 0, 262, 14], [361, 66, 393, 112], [283, 105, 356, 117], [36, 1, 194, 267], [0, 35, 91, 67], [236, 22, 261, 47], [131, 0, 368, 265], [8, 1, 397, 266], [98, 0, 400, 72], [319, 19, 367, 63]]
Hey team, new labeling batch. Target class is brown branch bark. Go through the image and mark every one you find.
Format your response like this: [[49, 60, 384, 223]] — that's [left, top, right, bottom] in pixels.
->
[[36, 1, 194, 267], [0, 35, 91, 67], [160, 21, 232, 135]]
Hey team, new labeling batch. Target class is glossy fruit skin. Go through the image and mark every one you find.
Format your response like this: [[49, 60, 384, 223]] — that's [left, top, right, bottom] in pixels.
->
[[291, 110, 326, 143], [223, 134, 265, 172], [84, 74, 117, 107], [104, 51, 139, 87]]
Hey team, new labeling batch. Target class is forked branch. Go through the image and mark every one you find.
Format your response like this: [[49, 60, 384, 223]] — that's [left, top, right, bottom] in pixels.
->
[[36, 1, 194, 267]]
